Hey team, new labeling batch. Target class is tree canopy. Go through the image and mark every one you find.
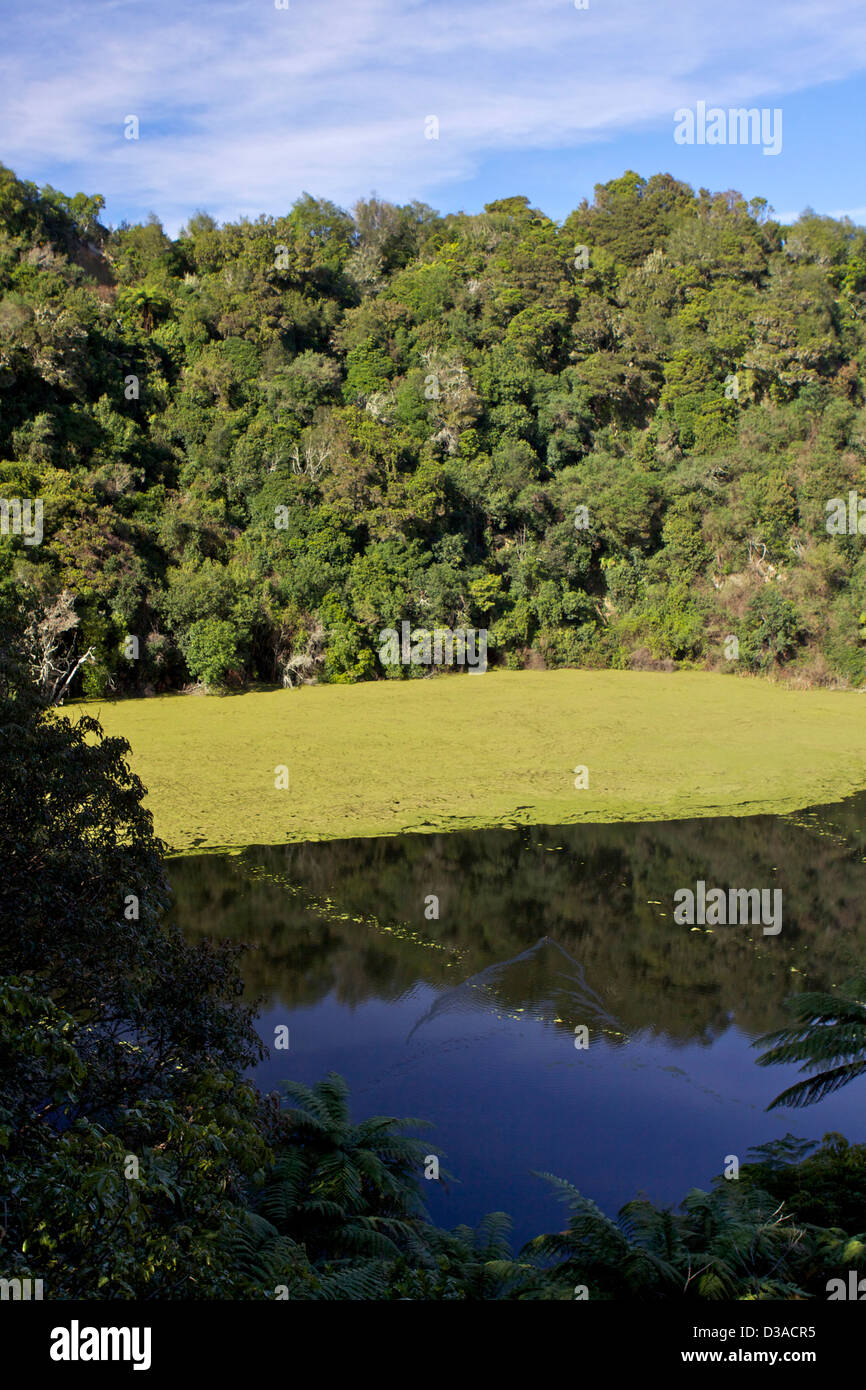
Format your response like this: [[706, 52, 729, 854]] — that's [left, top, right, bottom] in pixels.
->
[[0, 164, 863, 694]]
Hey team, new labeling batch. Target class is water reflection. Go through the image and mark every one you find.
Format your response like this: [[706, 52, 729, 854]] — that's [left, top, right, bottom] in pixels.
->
[[405, 937, 623, 1043], [168, 795, 866, 1241]]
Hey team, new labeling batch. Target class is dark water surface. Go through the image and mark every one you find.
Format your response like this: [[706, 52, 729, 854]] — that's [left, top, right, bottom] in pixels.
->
[[168, 794, 866, 1246]]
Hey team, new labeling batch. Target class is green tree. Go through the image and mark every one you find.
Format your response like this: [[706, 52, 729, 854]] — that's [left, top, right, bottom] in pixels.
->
[[0, 596, 267, 1296], [182, 616, 241, 687]]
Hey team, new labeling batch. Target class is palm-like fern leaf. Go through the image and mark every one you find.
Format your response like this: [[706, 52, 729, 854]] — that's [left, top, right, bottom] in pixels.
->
[[755, 977, 866, 1109]]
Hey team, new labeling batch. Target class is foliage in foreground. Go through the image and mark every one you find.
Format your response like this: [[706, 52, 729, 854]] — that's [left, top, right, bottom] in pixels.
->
[[232, 1079, 866, 1301], [755, 975, 866, 1109], [0, 598, 271, 1297]]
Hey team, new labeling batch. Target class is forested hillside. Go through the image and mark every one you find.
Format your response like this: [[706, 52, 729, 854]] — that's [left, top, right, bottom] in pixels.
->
[[1, 162, 865, 696]]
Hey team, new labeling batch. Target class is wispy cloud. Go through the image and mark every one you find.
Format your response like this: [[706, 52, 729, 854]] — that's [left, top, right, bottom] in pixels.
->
[[1, 0, 865, 229]]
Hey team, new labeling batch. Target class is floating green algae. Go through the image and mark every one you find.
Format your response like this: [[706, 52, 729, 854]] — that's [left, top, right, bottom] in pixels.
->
[[71, 669, 866, 854]]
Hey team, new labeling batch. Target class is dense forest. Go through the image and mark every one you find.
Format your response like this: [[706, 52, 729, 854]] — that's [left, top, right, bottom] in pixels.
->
[[1, 162, 865, 696]]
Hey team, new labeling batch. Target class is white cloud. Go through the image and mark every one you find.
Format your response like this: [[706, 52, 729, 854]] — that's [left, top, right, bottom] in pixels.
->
[[1, 0, 865, 229], [829, 207, 866, 223], [775, 206, 866, 225]]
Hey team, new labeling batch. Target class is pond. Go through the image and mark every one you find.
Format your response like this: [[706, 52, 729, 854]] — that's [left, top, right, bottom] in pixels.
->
[[168, 793, 866, 1248]]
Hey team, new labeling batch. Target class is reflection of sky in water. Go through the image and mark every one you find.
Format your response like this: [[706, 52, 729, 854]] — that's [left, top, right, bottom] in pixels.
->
[[170, 795, 866, 1247], [253, 974, 865, 1248]]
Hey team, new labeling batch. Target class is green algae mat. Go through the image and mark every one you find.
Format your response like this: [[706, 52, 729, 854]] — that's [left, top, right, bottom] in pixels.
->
[[73, 671, 866, 854]]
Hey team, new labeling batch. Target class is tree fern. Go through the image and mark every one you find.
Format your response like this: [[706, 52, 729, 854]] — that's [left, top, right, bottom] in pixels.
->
[[252, 1071, 436, 1264], [755, 977, 866, 1108]]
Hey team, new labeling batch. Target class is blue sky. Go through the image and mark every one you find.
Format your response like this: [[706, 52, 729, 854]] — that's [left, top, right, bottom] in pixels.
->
[[1, 0, 864, 233]]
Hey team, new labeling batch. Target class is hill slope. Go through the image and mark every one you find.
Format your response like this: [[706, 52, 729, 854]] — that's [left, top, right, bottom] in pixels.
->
[[1, 165, 865, 695]]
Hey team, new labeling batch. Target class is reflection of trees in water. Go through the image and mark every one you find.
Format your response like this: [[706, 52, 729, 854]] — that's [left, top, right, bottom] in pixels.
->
[[406, 936, 624, 1043], [168, 793, 866, 1044]]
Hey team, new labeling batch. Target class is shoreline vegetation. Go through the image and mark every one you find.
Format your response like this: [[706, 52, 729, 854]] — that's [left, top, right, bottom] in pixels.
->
[[75, 668, 866, 853]]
